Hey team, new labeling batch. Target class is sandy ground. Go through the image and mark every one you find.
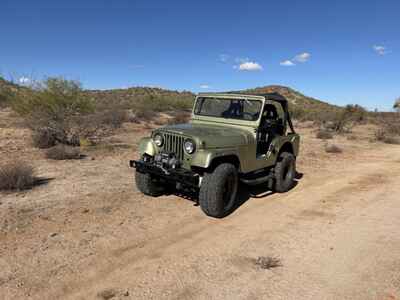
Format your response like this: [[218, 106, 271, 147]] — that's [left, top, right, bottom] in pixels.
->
[[1, 109, 400, 300]]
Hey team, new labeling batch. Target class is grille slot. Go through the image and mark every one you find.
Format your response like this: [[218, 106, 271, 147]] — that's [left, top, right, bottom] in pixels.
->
[[162, 133, 185, 160]]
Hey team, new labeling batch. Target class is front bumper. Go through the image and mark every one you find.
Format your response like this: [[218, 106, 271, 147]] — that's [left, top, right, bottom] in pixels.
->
[[130, 160, 199, 188]]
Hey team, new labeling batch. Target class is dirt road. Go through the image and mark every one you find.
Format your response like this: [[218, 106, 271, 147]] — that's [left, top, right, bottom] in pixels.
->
[[1, 122, 400, 299]]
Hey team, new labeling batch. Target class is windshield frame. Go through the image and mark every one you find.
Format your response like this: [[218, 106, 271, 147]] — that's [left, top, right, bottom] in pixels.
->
[[191, 94, 266, 127]]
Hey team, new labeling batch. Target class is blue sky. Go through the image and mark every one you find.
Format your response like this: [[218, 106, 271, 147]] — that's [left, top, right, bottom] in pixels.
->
[[1, 0, 399, 111]]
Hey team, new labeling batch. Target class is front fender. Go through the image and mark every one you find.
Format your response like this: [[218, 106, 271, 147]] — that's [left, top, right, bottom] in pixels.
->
[[138, 137, 157, 157], [191, 148, 239, 169]]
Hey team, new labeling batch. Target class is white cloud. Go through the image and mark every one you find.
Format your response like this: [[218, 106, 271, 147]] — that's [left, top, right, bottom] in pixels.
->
[[19, 76, 31, 85], [294, 52, 311, 63], [218, 54, 229, 63], [237, 61, 263, 71], [373, 45, 386, 55], [200, 84, 210, 89], [280, 52, 311, 67], [280, 60, 295, 66]]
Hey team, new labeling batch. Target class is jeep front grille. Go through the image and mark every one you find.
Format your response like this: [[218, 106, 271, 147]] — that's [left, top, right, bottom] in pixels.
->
[[162, 133, 185, 160]]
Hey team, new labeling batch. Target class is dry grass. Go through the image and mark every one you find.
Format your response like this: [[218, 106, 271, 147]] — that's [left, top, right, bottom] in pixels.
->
[[0, 161, 35, 191], [45, 145, 81, 160], [325, 144, 343, 153], [255, 256, 282, 269], [379, 136, 400, 145], [347, 135, 357, 141]]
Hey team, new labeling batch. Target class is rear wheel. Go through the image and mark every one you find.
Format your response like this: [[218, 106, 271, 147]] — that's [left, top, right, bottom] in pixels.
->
[[274, 152, 296, 193], [199, 163, 238, 218], [135, 170, 165, 197]]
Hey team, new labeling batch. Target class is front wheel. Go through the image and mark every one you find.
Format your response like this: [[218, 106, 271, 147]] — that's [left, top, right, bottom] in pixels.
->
[[274, 152, 296, 193], [199, 163, 238, 218], [135, 170, 165, 197]]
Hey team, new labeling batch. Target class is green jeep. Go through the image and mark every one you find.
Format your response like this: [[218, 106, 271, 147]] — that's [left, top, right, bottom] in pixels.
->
[[130, 93, 300, 218]]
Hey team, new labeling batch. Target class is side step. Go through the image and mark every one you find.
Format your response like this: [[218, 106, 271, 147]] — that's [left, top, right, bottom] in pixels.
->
[[240, 173, 274, 186]]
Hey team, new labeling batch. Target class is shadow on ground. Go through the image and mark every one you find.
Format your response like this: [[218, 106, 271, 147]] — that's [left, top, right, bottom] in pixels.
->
[[173, 171, 304, 217]]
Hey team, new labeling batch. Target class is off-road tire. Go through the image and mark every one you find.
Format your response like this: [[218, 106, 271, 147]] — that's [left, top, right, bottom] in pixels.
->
[[274, 152, 296, 193], [199, 163, 238, 218], [135, 170, 165, 197]]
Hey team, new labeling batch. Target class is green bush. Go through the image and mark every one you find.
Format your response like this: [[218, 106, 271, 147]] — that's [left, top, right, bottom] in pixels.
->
[[11, 77, 95, 147], [11, 77, 94, 116], [0, 81, 13, 108]]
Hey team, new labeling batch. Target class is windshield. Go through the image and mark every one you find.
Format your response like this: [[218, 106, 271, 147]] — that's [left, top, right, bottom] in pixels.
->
[[194, 97, 262, 121]]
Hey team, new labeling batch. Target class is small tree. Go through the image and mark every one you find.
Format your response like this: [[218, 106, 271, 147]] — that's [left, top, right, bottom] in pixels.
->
[[11, 77, 94, 147], [394, 97, 400, 112], [0, 78, 13, 108]]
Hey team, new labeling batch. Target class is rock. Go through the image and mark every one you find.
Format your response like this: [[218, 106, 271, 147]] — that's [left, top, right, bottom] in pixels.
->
[[97, 288, 117, 300]]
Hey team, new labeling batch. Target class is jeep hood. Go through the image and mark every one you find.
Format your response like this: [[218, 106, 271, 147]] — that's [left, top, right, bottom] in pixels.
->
[[157, 122, 253, 148]]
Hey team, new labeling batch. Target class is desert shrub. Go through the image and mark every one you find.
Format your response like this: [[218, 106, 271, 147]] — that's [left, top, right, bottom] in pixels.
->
[[329, 105, 366, 133], [316, 129, 333, 139], [374, 115, 400, 144], [45, 145, 81, 160], [394, 97, 400, 111], [0, 82, 13, 108], [11, 78, 93, 116], [168, 112, 191, 125], [0, 161, 35, 191], [309, 105, 367, 134], [375, 128, 400, 144], [255, 256, 282, 269], [0, 90, 10, 107], [73, 113, 117, 145], [134, 109, 156, 121], [32, 128, 58, 148], [325, 144, 343, 153], [10, 77, 98, 147], [98, 109, 127, 128]]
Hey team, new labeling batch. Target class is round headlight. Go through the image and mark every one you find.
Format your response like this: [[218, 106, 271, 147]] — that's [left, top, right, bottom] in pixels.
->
[[184, 139, 196, 154], [153, 133, 164, 147]]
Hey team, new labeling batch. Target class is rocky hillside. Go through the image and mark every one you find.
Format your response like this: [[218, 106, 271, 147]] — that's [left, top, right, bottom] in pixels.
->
[[233, 85, 341, 115], [85, 87, 195, 111], [0, 76, 339, 115], [86, 84, 339, 115]]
